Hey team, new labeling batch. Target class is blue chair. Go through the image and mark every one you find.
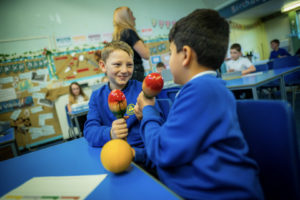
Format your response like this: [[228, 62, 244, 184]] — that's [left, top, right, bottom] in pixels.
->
[[255, 64, 268, 72], [273, 56, 300, 69], [236, 100, 300, 200], [65, 105, 76, 138], [159, 87, 181, 104]]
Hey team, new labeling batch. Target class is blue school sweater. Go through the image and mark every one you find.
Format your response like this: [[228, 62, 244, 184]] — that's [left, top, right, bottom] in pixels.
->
[[84, 80, 146, 162], [140, 74, 264, 200], [269, 48, 291, 59]]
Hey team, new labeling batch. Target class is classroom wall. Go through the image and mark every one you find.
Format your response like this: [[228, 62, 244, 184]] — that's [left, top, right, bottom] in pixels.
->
[[264, 14, 291, 53], [0, 0, 208, 55]]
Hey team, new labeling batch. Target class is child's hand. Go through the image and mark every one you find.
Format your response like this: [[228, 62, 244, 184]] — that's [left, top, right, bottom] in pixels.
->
[[110, 118, 128, 139], [136, 91, 155, 111], [134, 104, 143, 120]]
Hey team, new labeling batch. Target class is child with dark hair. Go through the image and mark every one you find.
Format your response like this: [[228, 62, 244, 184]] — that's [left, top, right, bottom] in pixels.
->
[[134, 9, 263, 199], [156, 62, 166, 74], [269, 39, 291, 59], [225, 43, 256, 75]]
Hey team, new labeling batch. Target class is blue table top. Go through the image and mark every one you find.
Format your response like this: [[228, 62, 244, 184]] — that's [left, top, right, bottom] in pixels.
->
[[225, 66, 300, 88], [0, 138, 181, 200], [0, 128, 15, 144]]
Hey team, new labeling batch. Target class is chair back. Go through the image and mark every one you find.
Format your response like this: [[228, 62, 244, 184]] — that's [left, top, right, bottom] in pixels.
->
[[65, 105, 73, 127], [236, 100, 300, 200], [159, 87, 181, 103], [255, 64, 268, 72], [273, 56, 300, 69]]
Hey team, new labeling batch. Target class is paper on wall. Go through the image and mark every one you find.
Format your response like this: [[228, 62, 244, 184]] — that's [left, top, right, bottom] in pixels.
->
[[10, 109, 21, 120], [0, 88, 17, 102], [31, 106, 43, 114], [39, 113, 53, 126], [36, 69, 49, 76], [42, 125, 55, 136], [0, 77, 13, 84], [32, 93, 46, 99], [19, 72, 32, 80], [28, 86, 41, 93], [29, 127, 42, 139]]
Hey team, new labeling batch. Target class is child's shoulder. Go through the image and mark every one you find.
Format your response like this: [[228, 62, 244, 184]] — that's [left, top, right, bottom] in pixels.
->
[[184, 75, 226, 95], [92, 84, 109, 97]]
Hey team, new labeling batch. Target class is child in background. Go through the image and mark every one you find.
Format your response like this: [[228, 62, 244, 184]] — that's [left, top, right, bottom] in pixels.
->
[[68, 82, 89, 112], [269, 39, 291, 59], [84, 41, 162, 166], [135, 9, 263, 200], [68, 82, 89, 132], [156, 62, 166, 74], [225, 43, 256, 75]]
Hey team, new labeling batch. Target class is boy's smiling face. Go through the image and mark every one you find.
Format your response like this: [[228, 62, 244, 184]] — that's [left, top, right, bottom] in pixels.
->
[[101, 49, 133, 90]]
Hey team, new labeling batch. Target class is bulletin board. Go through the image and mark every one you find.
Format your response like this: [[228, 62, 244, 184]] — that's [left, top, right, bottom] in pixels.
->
[[52, 48, 103, 81], [0, 56, 62, 149], [146, 39, 170, 71]]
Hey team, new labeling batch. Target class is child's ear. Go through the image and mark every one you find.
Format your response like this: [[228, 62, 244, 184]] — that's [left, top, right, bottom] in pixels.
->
[[182, 45, 192, 67], [99, 60, 106, 72]]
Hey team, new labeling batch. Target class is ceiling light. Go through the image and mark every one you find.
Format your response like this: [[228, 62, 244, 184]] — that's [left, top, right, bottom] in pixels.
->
[[281, 1, 300, 12]]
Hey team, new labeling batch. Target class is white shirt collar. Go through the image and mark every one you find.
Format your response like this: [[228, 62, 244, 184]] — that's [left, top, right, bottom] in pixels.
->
[[190, 70, 217, 81]]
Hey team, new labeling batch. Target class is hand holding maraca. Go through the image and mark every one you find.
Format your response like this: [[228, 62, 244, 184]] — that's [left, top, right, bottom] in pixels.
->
[[135, 73, 164, 115]]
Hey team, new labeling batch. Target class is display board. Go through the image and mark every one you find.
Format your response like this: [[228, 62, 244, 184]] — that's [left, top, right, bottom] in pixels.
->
[[52, 49, 102, 81], [0, 56, 62, 149], [146, 39, 170, 72]]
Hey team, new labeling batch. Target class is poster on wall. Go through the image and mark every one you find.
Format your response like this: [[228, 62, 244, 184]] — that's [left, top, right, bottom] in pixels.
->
[[88, 34, 101, 44], [56, 36, 72, 49], [72, 35, 87, 46], [0, 96, 34, 114], [102, 33, 112, 42], [0, 88, 17, 103]]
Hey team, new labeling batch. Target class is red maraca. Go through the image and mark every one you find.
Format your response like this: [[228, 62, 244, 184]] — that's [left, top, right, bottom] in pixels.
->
[[108, 89, 127, 119], [142, 73, 164, 98]]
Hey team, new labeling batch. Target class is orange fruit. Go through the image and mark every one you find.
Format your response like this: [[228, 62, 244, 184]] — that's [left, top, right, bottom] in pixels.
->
[[100, 139, 133, 173]]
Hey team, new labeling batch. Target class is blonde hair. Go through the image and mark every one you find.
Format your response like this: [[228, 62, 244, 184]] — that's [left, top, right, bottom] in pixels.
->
[[69, 82, 88, 105], [101, 41, 134, 63], [113, 7, 136, 41]]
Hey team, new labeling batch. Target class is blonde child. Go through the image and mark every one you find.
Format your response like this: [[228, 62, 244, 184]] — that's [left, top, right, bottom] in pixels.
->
[[84, 41, 162, 165]]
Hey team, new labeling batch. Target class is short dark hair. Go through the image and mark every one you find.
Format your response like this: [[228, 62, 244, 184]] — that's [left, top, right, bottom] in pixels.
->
[[271, 39, 280, 45], [156, 62, 166, 68], [230, 43, 241, 52], [169, 9, 229, 70]]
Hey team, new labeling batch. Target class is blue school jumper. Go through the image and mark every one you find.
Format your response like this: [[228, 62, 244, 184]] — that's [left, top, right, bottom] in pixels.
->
[[140, 74, 264, 200], [84, 80, 147, 162]]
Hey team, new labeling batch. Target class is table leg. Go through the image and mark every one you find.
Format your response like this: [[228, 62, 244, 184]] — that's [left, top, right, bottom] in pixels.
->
[[74, 116, 82, 138], [252, 87, 258, 100], [11, 142, 18, 157], [280, 75, 287, 101]]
